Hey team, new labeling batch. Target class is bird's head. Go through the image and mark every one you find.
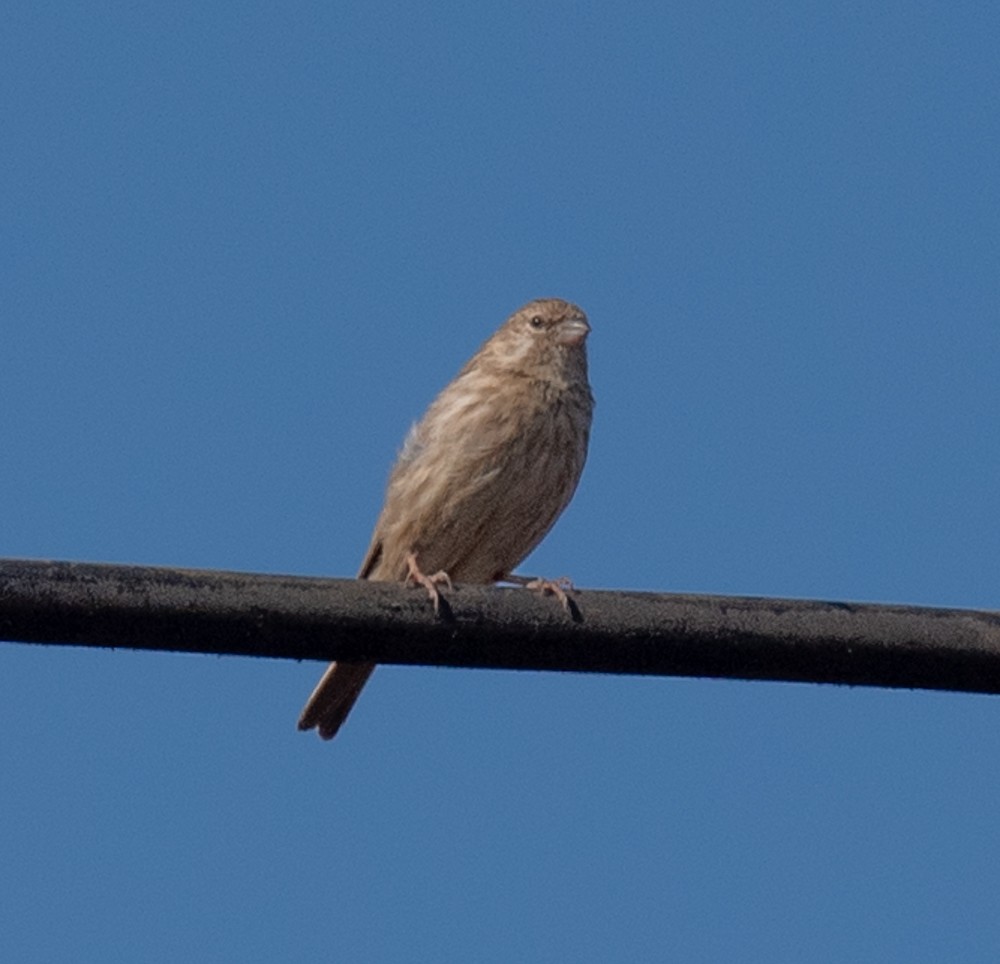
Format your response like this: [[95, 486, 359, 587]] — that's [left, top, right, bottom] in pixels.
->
[[479, 298, 591, 383]]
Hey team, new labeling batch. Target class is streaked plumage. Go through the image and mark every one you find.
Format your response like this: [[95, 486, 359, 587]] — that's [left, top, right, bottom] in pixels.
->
[[298, 298, 594, 739]]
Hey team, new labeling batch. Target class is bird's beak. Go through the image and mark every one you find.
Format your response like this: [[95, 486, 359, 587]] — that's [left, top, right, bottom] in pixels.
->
[[557, 316, 591, 346]]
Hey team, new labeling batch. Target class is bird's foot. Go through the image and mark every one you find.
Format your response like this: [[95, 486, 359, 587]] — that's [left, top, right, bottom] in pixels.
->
[[405, 552, 453, 614], [503, 573, 577, 616]]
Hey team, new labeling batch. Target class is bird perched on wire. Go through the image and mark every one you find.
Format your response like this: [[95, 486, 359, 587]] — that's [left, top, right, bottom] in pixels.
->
[[298, 297, 594, 740]]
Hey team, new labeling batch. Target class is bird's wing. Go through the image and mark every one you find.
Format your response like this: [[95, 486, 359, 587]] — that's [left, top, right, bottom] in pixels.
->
[[357, 533, 383, 580]]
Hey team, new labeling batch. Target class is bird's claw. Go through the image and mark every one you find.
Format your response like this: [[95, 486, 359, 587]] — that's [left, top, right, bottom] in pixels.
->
[[524, 576, 574, 612], [503, 573, 577, 614], [405, 552, 452, 613]]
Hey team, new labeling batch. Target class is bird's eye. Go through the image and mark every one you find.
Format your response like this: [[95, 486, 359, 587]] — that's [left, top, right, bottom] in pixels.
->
[[529, 316, 544, 329]]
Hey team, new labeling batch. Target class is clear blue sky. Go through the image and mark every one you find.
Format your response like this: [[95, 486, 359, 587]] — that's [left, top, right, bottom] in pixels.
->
[[3, 3, 1000, 961]]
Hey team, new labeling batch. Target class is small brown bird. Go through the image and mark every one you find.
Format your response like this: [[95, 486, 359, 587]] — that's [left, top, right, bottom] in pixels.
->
[[298, 297, 594, 739]]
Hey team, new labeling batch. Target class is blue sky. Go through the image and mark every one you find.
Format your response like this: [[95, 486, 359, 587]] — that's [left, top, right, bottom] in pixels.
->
[[3, 2, 1000, 961]]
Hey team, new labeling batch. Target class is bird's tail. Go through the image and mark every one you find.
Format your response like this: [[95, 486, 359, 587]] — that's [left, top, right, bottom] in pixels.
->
[[297, 662, 376, 740]]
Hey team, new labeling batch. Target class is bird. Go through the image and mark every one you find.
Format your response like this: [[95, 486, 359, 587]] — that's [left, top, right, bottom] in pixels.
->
[[297, 297, 594, 740]]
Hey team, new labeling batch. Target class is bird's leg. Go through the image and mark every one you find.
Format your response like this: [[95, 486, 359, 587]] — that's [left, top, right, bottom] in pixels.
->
[[405, 551, 453, 613], [501, 573, 575, 614]]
